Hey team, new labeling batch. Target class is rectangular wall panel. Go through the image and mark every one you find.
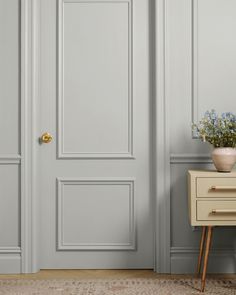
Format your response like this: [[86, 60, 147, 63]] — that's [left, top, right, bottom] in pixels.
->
[[192, 0, 236, 125], [0, 165, 20, 248], [0, 0, 22, 273], [57, 178, 135, 250], [58, 0, 133, 158], [0, 0, 20, 155]]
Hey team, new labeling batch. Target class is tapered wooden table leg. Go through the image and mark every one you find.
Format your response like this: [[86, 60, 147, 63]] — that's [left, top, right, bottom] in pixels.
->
[[201, 226, 213, 292], [197, 226, 206, 275]]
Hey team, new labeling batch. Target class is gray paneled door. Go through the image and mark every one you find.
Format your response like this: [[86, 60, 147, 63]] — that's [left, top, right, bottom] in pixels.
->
[[37, 0, 153, 268]]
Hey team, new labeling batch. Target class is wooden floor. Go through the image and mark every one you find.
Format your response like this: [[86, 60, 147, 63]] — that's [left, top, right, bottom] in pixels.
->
[[0, 270, 156, 280], [0, 270, 236, 280]]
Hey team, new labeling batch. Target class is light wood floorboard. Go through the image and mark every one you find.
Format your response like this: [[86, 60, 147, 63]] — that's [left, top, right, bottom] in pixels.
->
[[0, 270, 236, 280]]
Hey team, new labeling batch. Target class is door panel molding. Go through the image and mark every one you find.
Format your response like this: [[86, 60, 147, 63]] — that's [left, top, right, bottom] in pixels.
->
[[57, 0, 134, 159], [57, 177, 135, 250]]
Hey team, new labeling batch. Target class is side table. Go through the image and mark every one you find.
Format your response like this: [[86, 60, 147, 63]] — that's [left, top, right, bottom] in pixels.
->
[[188, 170, 236, 292]]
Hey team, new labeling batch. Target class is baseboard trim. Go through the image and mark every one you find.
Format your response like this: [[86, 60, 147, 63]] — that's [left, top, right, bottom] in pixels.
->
[[171, 247, 236, 274], [0, 254, 21, 274]]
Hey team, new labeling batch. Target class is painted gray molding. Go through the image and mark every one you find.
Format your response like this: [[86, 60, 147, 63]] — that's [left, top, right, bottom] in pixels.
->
[[192, 0, 199, 136], [0, 247, 21, 254], [170, 154, 212, 164], [0, 0, 24, 273], [20, 0, 31, 274], [20, 0, 41, 273], [0, 0, 30, 274], [0, 155, 21, 165], [57, 0, 134, 159], [153, 0, 171, 273], [171, 247, 236, 255], [171, 247, 236, 274], [57, 177, 136, 250], [191, 0, 204, 139]]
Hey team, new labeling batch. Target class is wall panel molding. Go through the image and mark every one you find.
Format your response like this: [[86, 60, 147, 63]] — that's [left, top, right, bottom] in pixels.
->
[[170, 153, 212, 164], [0, 0, 31, 273], [0, 155, 21, 165], [192, 0, 199, 131], [57, 0, 133, 159], [171, 246, 235, 255], [0, 247, 21, 254], [191, 0, 236, 138], [57, 177, 135, 250]]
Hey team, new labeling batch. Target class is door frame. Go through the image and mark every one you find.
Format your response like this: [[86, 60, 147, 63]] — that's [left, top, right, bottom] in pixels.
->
[[20, 0, 40, 273], [21, 0, 170, 273]]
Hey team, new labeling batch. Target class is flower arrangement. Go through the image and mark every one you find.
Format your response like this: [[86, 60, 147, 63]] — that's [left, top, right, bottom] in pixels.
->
[[192, 110, 236, 148]]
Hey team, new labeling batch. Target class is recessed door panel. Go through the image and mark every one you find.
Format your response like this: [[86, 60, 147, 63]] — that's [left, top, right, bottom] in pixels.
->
[[57, 178, 135, 250], [58, 0, 133, 158]]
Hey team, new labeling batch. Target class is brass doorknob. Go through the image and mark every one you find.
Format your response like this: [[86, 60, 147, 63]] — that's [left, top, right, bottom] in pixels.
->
[[40, 132, 53, 143]]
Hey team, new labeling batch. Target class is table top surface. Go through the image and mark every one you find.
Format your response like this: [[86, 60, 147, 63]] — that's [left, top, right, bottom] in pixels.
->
[[188, 170, 236, 176]]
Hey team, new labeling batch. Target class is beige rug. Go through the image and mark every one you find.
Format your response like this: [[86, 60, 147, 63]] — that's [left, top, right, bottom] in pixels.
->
[[0, 278, 235, 295]]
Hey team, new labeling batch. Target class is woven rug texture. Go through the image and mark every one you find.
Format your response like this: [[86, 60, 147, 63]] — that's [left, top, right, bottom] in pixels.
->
[[0, 278, 235, 295]]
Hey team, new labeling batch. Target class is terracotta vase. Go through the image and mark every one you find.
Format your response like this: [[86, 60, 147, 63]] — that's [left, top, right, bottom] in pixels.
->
[[212, 147, 236, 172]]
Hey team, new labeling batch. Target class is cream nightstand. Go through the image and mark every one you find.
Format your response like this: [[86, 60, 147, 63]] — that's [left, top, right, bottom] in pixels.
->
[[188, 170, 236, 292]]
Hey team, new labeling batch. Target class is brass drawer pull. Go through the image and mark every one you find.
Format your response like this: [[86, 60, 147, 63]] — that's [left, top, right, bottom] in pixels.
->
[[211, 186, 236, 190], [211, 209, 236, 214]]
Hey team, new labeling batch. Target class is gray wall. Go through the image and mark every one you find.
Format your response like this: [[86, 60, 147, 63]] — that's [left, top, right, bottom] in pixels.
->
[[167, 0, 236, 273], [1, 0, 236, 274], [0, 0, 21, 272]]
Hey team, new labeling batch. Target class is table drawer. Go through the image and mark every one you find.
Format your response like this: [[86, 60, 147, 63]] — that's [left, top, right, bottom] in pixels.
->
[[196, 177, 236, 198], [197, 200, 236, 221]]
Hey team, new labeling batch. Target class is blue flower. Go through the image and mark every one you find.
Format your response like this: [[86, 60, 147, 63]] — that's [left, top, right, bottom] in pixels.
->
[[192, 110, 236, 147]]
